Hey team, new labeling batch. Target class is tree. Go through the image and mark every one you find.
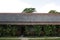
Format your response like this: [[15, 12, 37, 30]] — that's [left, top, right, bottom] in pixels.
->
[[22, 8, 36, 13], [48, 10, 57, 13]]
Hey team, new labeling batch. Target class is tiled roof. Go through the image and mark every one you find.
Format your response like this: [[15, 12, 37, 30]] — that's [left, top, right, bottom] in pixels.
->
[[0, 13, 60, 25]]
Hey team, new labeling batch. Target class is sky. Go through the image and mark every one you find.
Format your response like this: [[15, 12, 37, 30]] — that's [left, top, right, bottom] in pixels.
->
[[0, 0, 60, 13]]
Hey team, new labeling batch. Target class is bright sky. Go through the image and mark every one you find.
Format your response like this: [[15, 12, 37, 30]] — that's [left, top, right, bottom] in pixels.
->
[[0, 0, 60, 13]]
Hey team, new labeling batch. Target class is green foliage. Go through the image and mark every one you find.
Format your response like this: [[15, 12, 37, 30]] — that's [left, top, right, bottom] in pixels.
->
[[44, 25, 51, 36], [0, 25, 18, 37], [22, 8, 36, 13], [33, 25, 41, 35], [25, 25, 60, 37], [48, 10, 57, 13], [0, 25, 60, 37], [48, 10, 60, 13], [25, 25, 41, 36]]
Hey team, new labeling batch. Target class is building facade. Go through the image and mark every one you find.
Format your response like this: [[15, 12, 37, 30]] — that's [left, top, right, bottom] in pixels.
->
[[0, 13, 60, 37]]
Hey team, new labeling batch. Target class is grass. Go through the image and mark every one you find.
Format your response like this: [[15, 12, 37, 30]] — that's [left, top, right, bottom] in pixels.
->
[[0, 37, 60, 40], [0, 39, 20, 40], [0, 39, 60, 40], [29, 37, 60, 40], [29, 39, 60, 40], [0, 37, 21, 40]]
